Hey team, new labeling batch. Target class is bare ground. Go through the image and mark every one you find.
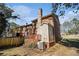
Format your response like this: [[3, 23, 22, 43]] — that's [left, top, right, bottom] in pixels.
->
[[0, 43, 79, 56], [0, 35, 79, 56]]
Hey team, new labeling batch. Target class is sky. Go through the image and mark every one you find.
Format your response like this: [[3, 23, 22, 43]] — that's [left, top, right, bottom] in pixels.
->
[[6, 3, 52, 25], [6, 3, 79, 25]]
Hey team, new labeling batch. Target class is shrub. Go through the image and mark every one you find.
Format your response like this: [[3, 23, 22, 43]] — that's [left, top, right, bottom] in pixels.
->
[[28, 43, 37, 49]]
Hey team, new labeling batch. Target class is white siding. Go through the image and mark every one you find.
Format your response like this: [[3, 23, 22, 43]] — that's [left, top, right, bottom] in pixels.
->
[[37, 23, 54, 43], [37, 24, 49, 42]]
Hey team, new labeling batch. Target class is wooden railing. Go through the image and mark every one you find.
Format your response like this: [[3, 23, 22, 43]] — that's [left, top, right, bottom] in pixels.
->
[[0, 37, 24, 47]]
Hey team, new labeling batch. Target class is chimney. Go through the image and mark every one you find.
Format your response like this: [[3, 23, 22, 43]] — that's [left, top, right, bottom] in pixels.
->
[[37, 8, 42, 27], [38, 8, 42, 19]]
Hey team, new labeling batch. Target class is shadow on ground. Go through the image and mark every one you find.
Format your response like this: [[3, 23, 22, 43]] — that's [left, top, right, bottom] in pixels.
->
[[60, 38, 79, 48]]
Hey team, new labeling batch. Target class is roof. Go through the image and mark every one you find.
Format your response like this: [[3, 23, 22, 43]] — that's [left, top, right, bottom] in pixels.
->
[[13, 13, 59, 29], [32, 13, 58, 22], [14, 23, 32, 29], [20, 24, 32, 27]]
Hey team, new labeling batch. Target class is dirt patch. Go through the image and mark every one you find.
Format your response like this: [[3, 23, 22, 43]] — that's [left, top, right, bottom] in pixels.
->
[[40, 43, 79, 56], [0, 43, 79, 56]]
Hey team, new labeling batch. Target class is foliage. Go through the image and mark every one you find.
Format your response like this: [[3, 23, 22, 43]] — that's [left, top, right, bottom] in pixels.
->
[[9, 22, 19, 29], [0, 4, 12, 37], [0, 3, 13, 18], [62, 21, 72, 32], [68, 28, 77, 34], [0, 3, 18, 37], [28, 43, 37, 49], [62, 18, 79, 34], [0, 16, 7, 36], [52, 3, 79, 16]]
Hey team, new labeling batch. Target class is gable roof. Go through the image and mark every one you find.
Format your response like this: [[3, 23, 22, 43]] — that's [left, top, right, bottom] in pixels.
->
[[32, 13, 58, 23]]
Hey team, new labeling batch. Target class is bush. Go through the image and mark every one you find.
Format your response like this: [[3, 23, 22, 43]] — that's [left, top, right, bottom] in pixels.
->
[[28, 43, 37, 49]]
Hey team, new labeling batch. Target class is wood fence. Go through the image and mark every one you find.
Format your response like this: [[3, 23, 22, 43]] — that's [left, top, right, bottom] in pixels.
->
[[0, 37, 24, 47]]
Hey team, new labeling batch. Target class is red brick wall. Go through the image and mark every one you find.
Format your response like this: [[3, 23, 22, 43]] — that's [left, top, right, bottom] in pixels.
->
[[27, 34, 41, 44]]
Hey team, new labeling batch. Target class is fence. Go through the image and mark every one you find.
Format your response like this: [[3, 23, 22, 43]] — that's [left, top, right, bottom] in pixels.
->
[[0, 37, 24, 48]]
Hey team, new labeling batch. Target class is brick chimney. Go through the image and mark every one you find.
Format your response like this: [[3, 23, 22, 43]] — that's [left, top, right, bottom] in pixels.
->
[[37, 8, 42, 27]]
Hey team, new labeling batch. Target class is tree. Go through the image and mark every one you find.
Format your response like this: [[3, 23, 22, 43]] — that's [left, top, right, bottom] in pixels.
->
[[52, 3, 79, 35], [71, 18, 79, 34], [68, 28, 77, 34], [61, 18, 79, 34], [9, 22, 19, 29], [62, 21, 72, 33], [52, 3, 79, 16], [71, 18, 79, 28], [0, 3, 18, 37]]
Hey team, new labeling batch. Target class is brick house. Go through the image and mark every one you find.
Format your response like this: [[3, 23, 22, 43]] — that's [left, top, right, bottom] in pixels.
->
[[13, 8, 61, 48]]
